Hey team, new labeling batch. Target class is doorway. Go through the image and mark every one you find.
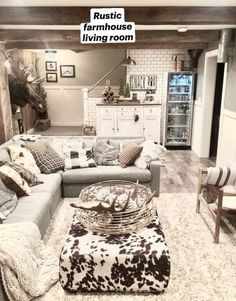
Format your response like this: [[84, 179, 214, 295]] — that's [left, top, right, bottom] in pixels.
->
[[209, 63, 225, 158]]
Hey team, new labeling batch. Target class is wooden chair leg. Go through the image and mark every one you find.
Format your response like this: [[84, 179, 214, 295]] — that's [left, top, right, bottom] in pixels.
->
[[214, 191, 223, 244], [196, 169, 203, 213]]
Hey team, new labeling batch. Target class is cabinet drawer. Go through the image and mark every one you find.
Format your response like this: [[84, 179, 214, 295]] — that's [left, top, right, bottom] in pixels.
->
[[144, 107, 159, 115], [117, 107, 141, 114], [99, 107, 115, 115]]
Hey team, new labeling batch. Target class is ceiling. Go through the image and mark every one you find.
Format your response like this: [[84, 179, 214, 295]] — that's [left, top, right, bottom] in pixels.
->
[[1, 0, 236, 6], [0, 4, 235, 50]]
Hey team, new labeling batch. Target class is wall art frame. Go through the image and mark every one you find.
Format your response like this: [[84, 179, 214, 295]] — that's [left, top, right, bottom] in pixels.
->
[[45, 61, 57, 71], [60, 65, 75, 78], [46, 72, 58, 83]]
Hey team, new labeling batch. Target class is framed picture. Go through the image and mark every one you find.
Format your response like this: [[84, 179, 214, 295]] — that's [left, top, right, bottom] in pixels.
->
[[46, 73, 57, 83], [60, 65, 75, 78], [45, 61, 57, 71], [130, 75, 157, 90]]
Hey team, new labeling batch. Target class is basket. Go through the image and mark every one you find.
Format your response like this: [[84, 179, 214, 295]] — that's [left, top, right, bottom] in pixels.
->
[[74, 180, 157, 234]]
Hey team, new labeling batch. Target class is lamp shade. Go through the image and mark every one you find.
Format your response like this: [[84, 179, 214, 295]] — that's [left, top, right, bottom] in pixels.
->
[[121, 55, 136, 66]]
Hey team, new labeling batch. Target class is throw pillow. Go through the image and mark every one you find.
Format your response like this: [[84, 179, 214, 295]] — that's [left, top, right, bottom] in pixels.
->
[[93, 141, 119, 166], [0, 161, 43, 187], [134, 141, 167, 169], [0, 179, 18, 220], [8, 144, 41, 174], [63, 145, 97, 169], [0, 165, 31, 197], [118, 143, 143, 168], [26, 142, 65, 174]]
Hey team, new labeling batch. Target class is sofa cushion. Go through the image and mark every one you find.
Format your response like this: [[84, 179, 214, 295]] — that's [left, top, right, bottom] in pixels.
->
[[63, 165, 151, 184], [2, 192, 52, 235], [0, 148, 11, 162], [109, 137, 145, 151], [93, 141, 119, 166], [0, 165, 31, 197], [0, 161, 43, 187], [0, 179, 18, 220], [118, 143, 143, 168], [26, 142, 65, 174], [31, 173, 61, 194], [8, 144, 41, 174]]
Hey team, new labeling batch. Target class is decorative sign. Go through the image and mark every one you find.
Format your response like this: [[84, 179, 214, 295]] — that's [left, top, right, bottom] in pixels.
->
[[81, 8, 135, 44], [130, 75, 157, 91]]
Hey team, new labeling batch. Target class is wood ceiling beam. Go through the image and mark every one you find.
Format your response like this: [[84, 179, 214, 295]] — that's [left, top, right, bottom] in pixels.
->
[[0, 30, 219, 43], [6, 41, 208, 50], [0, 6, 235, 25]]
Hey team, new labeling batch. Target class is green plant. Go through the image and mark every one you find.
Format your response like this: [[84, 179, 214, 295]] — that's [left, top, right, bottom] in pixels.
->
[[124, 83, 130, 98], [119, 78, 125, 96]]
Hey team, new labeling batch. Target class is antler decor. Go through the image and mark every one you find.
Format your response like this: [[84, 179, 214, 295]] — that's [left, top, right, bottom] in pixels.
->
[[71, 192, 131, 213], [71, 180, 157, 234]]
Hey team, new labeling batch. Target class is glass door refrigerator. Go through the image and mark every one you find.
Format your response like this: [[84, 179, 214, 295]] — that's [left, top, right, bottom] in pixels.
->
[[165, 72, 195, 147]]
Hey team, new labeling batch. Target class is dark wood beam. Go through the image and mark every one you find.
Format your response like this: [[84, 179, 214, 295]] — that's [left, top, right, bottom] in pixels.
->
[[6, 41, 208, 50], [0, 7, 235, 25], [0, 29, 219, 43]]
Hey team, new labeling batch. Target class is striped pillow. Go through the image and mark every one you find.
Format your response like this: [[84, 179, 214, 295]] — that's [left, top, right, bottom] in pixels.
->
[[118, 143, 143, 168], [206, 167, 236, 187]]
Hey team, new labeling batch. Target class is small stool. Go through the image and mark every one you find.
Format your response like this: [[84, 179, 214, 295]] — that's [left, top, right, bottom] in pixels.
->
[[59, 215, 170, 294]]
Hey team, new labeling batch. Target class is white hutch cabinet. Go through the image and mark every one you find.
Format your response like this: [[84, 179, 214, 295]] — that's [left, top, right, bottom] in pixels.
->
[[96, 103, 161, 143]]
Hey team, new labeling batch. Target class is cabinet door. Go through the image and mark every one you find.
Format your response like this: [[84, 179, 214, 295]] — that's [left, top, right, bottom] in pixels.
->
[[117, 116, 141, 136], [143, 107, 160, 143], [100, 116, 115, 136], [98, 107, 115, 136]]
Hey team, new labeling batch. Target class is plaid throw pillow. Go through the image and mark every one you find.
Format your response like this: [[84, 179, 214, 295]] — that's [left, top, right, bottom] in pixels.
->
[[64, 145, 97, 169], [118, 143, 143, 168], [0, 161, 43, 187], [26, 142, 65, 174]]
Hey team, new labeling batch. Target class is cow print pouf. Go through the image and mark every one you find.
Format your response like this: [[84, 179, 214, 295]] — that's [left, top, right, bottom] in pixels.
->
[[59, 213, 171, 294]]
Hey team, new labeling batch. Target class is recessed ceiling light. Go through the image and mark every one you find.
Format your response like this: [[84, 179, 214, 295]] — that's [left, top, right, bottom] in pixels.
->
[[178, 27, 188, 33]]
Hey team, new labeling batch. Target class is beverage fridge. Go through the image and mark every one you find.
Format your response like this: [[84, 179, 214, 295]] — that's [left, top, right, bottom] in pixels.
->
[[164, 72, 195, 146]]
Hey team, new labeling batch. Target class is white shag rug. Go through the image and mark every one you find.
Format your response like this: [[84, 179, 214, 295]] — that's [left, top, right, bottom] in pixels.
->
[[36, 194, 236, 301]]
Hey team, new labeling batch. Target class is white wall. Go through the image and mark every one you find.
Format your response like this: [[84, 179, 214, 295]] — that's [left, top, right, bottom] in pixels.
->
[[36, 49, 125, 126], [217, 110, 236, 166]]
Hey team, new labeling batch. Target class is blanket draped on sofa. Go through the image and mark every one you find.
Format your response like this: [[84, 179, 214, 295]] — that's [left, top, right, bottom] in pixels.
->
[[0, 222, 58, 301]]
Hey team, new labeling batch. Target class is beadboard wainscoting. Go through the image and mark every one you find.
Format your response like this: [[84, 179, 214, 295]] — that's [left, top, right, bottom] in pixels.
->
[[44, 86, 84, 126], [217, 109, 236, 166], [44, 86, 119, 127]]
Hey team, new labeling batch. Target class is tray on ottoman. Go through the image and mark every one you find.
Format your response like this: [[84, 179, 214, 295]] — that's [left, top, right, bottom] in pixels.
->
[[59, 213, 170, 294]]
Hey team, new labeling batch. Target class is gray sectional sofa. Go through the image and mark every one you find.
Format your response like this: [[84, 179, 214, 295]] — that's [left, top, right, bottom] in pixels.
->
[[0, 135, 162, 301], [0, 136, 162, 234]]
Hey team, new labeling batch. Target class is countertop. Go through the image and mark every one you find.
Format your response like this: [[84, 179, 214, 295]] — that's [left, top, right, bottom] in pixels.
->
[[96, 101, 161, 106]]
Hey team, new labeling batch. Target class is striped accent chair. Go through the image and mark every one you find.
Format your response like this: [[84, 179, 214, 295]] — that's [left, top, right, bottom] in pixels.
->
[[196, 167, 236, 243]]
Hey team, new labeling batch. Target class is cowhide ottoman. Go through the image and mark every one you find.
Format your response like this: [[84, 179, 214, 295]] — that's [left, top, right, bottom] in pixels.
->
[[59, 214, 170, 294]]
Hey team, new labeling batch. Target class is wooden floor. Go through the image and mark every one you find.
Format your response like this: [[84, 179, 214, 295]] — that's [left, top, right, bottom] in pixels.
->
[[160, 150, 215, 193], [33, 126, 83, 136]]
